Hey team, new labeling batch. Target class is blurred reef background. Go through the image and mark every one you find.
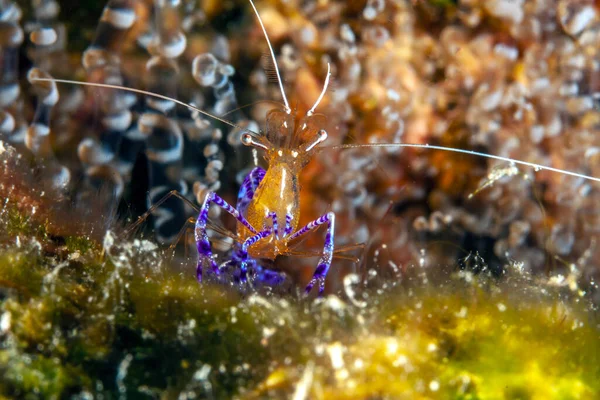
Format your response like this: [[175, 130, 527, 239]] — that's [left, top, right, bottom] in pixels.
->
[[1, 0, 600, 398]]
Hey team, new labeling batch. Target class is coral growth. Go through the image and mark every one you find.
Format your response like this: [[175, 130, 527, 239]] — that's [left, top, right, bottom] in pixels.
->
[[1, 0, 600, 397]]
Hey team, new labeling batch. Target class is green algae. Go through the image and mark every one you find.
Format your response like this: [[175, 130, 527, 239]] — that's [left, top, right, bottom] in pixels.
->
[[1, 350, 90, 399], [1, 206, 48, 243], [377, 279, 600, 399], [243, 274, 599, 400], [0, 207, 599, 399], [64, 236, 96, 256], [0, 250, 44, 298]]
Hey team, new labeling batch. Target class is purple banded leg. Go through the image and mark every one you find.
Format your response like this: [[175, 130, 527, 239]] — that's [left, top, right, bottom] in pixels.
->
[[231, 229, 272, 283], [194, 192, 258, 281], [289, 212, 336, 295], [268, 212, 279, 239], [284, 214, 293, 237], [237, 167, 266, 215]]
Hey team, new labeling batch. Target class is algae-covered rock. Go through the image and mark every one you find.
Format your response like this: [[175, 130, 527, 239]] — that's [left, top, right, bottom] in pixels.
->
[[0, 195, 598, 399]]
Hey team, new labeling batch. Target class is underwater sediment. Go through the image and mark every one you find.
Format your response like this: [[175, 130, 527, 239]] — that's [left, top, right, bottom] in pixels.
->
[[1, 0, 600, 398]]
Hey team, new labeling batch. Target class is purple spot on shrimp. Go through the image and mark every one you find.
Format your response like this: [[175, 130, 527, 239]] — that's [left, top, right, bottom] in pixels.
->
[[314, 263, 327, 276]]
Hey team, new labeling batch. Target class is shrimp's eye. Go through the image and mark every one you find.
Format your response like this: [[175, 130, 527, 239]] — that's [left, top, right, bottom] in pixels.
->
[[241, 133, 253, 146]]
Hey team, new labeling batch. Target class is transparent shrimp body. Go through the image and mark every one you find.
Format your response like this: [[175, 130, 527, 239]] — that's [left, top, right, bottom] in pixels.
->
[[193, 106, 332, 293], [238, 110, 327, 259]]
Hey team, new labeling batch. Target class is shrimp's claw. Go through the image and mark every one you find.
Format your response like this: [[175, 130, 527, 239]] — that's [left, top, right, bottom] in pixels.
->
[[253, 264, 287, 287]]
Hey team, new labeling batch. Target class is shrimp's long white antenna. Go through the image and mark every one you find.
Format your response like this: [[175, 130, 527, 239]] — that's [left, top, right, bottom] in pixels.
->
[[307, 63, 331, 117], [248, 0, 291, 114], [30, 77, 260, 135], [330, 143, 600, 183]]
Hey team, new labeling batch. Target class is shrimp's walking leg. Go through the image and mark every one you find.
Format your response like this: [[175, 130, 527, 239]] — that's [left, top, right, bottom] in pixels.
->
[[126, 190, 199, 236], [268, 212, 279, 238], [231, 228, 273, 283], [284, 214, 294, 236], [288, 212, 335, 295], [195, 192, 258, 281]]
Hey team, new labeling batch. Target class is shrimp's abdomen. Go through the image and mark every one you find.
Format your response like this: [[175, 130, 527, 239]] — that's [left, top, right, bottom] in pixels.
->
[[239, 163, 300, 259]]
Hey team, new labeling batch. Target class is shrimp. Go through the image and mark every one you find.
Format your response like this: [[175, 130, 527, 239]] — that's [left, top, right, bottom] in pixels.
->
[[31, 0, 600, 295]]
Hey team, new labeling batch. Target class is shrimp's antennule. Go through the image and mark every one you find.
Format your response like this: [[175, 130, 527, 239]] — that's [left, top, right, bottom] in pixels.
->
[[241, 132, 270, 151], [330, 143, 600, 183], [29, 77, 260, 136], [307, 63, 331, 117], [248, 0, 291, 114]]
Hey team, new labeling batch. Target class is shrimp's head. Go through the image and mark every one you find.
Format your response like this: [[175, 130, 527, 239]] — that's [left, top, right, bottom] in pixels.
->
[[241, 108, 328, 171]]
